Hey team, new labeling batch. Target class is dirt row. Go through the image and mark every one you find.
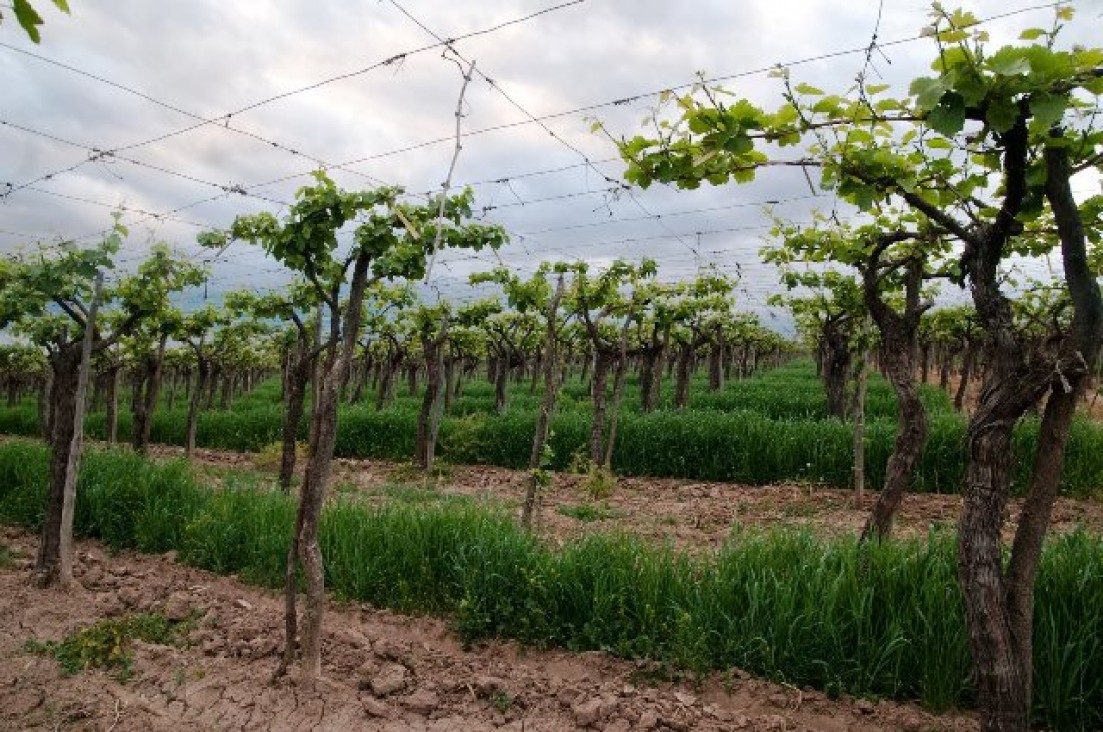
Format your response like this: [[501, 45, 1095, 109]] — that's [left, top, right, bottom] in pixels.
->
[[154, 444, 1103, 552], [0, 528, 978, 731]]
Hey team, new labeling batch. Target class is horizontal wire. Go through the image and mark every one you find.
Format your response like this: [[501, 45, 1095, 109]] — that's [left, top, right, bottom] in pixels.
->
[[0, 0, 587, 200]]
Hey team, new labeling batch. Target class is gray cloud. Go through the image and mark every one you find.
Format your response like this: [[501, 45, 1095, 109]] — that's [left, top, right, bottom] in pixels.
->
[[1, 0, 1094, 324]]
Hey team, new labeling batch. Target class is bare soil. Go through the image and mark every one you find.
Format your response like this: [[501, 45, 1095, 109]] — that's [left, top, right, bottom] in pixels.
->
[[152, 445, 1103, 553], [0, 527, 978, 732]]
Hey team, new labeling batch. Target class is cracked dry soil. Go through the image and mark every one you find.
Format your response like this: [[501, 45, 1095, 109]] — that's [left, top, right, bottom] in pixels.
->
[[152, 445, 1103, 552], [0, 527, 978, 732]]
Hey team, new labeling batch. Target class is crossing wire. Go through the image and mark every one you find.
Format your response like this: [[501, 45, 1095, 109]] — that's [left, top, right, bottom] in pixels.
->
[[2, 1, 1067, 297], [5, 1, 1057, 211], [0, 0, 588, 200]]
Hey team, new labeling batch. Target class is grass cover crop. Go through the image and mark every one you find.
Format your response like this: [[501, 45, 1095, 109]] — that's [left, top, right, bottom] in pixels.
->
[[0, 441, 1100, 728], [2, 369, 1102, 495]]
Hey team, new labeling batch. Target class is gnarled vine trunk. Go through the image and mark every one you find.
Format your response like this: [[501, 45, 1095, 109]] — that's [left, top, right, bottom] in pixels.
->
[[602, 327, 631, 469], [588, 349, 613, 464], [415, 324, 447, 471], [674, 342, 694, 410], [185, 356, 211, 456], [821, 318, 852, 420], [34, 347, 81, 587], [955, 135, 1102, 732], [282, 253, 374, 686], [35, 274, 102, 588], [493, 347, 510, 414], [861, 255, 929, 542], [279, 345, 312, 493], [132, 336, 167, 456], [522, 276, 565, 531]]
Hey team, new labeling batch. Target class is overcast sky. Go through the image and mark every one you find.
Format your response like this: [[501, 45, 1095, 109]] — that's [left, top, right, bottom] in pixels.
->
[[1, 0, 1100, 325]]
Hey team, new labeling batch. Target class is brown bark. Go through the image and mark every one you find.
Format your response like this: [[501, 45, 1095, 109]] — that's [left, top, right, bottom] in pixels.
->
[[674, 342, 693, 410], [528, 354, 540, 394], [350, 348, 372, 404], [283, 252, 375, 686], [861, 254, 929, 542], [602, 327, 631, 469], [132, 336, 167, 457], [939, 346, 953, 391], [185, 357, 210, 457], [374, 345, 401, 411], [955, 131, 1102, 732], [415, 323, 447, 471], [165, 369, 178, 411], [821, 318, 853, 419], [639, 349, 659, 412], [279, 347, 312, 493], [954, 342, 977, 411], [34, 348, 80, 587], [218, 371, 233, 410], [639, 324, 668, 412], [588, 350, 612, 464], [493, 348, 509, 414], [205, 363, 219, 410], [104, 365, 120, 445], [36, 273, 103, 588], [522, 276, 565, 531], [707, 336, 724, 391]]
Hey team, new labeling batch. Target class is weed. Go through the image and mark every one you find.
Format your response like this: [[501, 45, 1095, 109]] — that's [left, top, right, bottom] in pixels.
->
[[781, 501, 816, 519], [380, 484, 442, 504], [582, 464, 617, 500], [253, 440, 306, 472], [441, 414, 488, 464], [0, 542, 15, 568], [387, 462, 433, 486], [557, 502, 623, 523], [25, 612, 196, 682], [490, 690, 513, 713], [629, 661, 680, 686], [334, 481, 360, 496]]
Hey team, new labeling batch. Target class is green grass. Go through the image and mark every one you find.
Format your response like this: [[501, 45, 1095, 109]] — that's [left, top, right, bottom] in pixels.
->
[[2, 360, 1099, 496], [359, 482, 481, 509], [0, 441, 1100, 729]]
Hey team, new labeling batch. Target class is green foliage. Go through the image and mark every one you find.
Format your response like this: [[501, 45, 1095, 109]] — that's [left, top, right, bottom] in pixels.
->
[[3, 0, 70, 43], [617, 5, 1102, 242], [557, 502, 623, 523], [26, 612, 194, 682], [490, 690, 513, 713], [0, 442, 1100, 725], [254, 439, 305, 472], [579, 463, 617, 500]]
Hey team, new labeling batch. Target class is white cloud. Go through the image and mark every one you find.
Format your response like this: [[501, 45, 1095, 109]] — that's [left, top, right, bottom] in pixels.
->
[[0, 0, 1094, 319]]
